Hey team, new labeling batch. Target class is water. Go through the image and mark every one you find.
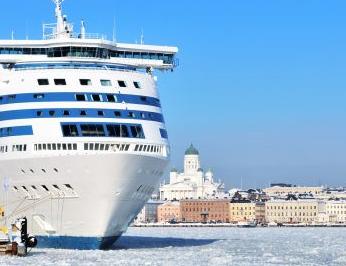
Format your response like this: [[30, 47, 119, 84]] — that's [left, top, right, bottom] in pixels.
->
[[1, 227, 346, 265]]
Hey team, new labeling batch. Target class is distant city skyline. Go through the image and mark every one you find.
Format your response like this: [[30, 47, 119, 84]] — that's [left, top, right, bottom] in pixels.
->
[[1, 0, 345, 188]]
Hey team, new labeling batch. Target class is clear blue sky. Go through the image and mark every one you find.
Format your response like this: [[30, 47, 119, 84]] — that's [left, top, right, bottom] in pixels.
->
[[1, 0, 346, 188]]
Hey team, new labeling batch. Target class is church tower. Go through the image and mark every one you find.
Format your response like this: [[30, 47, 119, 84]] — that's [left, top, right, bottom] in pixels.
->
[[184, 144, 201, 176]]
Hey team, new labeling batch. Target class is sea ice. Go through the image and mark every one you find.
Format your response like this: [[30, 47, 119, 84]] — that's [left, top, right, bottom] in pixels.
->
[[0, 227, 345, 266]]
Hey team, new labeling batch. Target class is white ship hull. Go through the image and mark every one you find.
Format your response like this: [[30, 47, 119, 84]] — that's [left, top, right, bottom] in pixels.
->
[[0, 0, 177, 250], [0, 153, 168, 249]]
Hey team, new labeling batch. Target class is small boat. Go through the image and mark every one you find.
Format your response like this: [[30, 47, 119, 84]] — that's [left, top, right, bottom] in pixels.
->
[[237, 221, 257, 228]]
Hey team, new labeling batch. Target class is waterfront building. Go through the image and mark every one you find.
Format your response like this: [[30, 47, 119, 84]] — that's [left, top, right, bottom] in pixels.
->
[[180, 199, 229, 223], [263, 184, 323, 198], [265, 196, 319, 224], [135, 200, 164, 223], [159, 144, 225, 201], [229, 200, 265, 223], [157, 201, 181, 223], [325, 200, 346, 223]]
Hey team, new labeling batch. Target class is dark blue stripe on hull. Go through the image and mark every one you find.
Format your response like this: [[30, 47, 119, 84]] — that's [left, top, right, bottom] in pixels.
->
[[37, 235, 121, 250]]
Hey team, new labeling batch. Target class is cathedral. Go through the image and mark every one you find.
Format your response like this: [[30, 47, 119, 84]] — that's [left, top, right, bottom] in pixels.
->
[[159, 144, 226, 201]]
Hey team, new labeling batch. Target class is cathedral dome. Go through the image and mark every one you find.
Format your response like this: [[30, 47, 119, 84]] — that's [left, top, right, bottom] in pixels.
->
[[185, 144, 199, 155]]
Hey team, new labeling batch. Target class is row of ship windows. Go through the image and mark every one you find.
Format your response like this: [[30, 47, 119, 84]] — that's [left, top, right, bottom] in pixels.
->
[[62, 123, 145, 138], [1, 142, 164, 155], [0, 124, 167, 140], [13, 183, 73, 193], [37, 78, 141, 89], [1, 47, 174, 64], [0, 93, 160, 108], [34, 109, 160, 121]]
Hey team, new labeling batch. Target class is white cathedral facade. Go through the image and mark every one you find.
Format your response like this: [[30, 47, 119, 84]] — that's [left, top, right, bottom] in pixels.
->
[[159, 144, 226, 201]]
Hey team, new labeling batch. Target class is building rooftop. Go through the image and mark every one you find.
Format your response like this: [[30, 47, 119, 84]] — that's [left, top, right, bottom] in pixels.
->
[[185, 144, 199, 155]]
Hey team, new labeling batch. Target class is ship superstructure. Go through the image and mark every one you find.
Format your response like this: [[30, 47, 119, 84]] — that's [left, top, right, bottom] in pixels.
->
[[0, 0, 177, 249]]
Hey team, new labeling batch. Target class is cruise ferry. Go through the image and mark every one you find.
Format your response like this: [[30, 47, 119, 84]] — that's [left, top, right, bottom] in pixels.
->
[[0, 0, 177, 249]]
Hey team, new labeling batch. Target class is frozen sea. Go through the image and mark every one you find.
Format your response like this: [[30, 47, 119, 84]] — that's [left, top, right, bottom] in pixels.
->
[[1, 227, 346, 266]]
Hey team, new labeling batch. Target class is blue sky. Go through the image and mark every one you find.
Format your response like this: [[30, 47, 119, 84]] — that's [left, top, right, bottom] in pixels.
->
[[1, 0, 346, 188]]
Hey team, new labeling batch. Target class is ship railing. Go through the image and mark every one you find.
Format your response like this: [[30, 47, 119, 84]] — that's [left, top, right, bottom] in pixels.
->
[[44, 32, 108, 40]]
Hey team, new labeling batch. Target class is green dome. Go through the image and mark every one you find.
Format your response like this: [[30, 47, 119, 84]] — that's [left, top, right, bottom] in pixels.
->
[[185, 144, 199, 155]]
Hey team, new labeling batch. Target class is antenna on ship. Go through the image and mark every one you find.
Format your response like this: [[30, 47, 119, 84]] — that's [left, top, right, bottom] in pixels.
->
[[52, 0, 65, 36], [80, 20, 86, 39], [112, 17, 116, 43], [140, 29, 144, 44]]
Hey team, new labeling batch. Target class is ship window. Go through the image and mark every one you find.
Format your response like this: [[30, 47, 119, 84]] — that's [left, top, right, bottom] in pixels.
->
[[120, 125, 129, 137], [91, 94, 101, 102], [63, 110, 70, 116], [53, 185, 60, 190], [54, 168, 58, 173], [49, 110, 55, 116], [62, 144, 67, 150], [41, 169, 46, 173], [38, 79, 49, 85], [140, 113, 146, 119], [128, 112, 136, 118], [41, 185, 49, 191], [62, 124, 79, 137], [80, 110, 87, 116], [118, 80, 127, 87], [106, 124, 121, 137], [97, 110, 104, 116], [52, 143, 57, 150], [134, 81, 141, 89], [36, 111, 43, 117], [54, 79, 66, 85], [30, 169, 34, 173], [140, 96, 147, 102], [65, 184, 73, 189], [68, 143, 72, 150], [8, 95, 16, 102], [34, 93, 45, 99], [94, 143, 100, 150], [160, 128, 168, 139], [114, 111, 121, 117], [84, 143, 88, 150], [106, 94, 117, 102], [80, 79, 92, 86], [101, 79, 112, 86], [80, 124, 105, 137], [130, 125, 145, 138], [75, 94, 86, 101], [73, 143, 77, 150]]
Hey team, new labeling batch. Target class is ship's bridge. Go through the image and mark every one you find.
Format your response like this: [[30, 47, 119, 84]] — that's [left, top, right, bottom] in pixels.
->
[[0, 0, 178, 70], [0, 40, 178, 70]]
